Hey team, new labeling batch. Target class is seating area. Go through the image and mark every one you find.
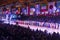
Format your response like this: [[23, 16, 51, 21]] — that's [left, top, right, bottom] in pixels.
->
[[0, 23, 60, 40]]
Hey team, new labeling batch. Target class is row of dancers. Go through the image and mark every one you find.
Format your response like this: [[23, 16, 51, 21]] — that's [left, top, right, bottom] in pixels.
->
[[17, 20, 60, 29]]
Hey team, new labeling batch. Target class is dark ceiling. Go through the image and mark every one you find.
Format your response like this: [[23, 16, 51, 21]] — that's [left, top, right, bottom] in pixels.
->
[[0, 0, 59, 6]]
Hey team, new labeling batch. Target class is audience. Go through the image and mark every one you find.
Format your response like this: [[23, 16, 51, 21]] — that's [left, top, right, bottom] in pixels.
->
[[0, 23, 60, 40]]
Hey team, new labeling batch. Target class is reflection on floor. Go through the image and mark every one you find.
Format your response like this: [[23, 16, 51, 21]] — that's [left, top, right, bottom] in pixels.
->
[[2, 20, 60, 34]]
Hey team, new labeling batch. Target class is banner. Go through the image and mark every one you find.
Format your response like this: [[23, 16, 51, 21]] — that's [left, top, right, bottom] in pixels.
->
[[15, 7, 20, 14], [18, 7, 20, 14], [11, 8, 16, 14], [41, 4, 47, 14], [56, 1, 60, 9], [56, 1, 60, 12], [22, 7, 27, 15], [5, 8, 10, 14], [48, 2, 56, 14], [2, 7, 7, 14], [35, 4, 40, 15], [30, 5, 35, 15]]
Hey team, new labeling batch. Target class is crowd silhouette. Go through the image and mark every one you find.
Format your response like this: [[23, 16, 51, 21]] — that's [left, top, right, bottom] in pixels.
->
[[0, 23, 60, 40]]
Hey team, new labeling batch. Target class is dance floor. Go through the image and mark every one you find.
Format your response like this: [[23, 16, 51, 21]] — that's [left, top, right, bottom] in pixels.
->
[[18, 24, 60, 34], [3, 20, 60, 34]]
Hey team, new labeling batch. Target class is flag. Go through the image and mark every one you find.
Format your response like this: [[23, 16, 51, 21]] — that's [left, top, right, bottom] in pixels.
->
[[48, 2, 56, 14], [2, 7, 7, 14], [56, 1, 60, 13], [6, 8, 10, 14], [18, 7, 20, 14], [22, 7, 27, 15], [30, 5, 35, 15], [41, 4, 47, 14], [30, 8, 35, 15], [11, 8, 16, 14], [15, 7, 20, 14], [35, 4, 40, 15], [22, 8, 25, 14]]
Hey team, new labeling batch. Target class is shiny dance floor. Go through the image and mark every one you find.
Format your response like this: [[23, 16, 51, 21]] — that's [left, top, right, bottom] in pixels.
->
[[3, 20, 60, 34]]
